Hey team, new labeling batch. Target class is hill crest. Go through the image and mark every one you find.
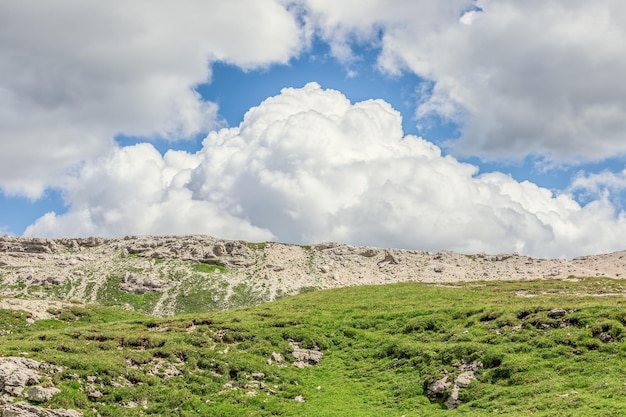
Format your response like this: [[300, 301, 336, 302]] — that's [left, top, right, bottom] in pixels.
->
[[1, 235, 625, 316]]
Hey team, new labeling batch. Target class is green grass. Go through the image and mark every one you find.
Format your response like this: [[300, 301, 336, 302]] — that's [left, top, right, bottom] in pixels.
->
[[246, 242, 267, 250], [0, 277, 626, 416], [191, 263, 228, 274], [174, 273, 229, 314], [95, 274, 162, 314], [228, 281, 270, 308]]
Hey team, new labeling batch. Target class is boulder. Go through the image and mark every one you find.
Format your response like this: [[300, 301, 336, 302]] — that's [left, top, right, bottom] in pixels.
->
[[426, 375, 450, 397], [27, 386, 61, 402]]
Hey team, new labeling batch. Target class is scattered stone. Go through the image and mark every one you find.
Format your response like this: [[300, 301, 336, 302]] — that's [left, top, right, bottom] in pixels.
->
[[294, 395, 305, 403], [0, 237, 59, 254], [0, 394, 13, 406], [0, 299, 72, 322], [146, 358, 182, 378], [556, 390, 578, 398], [87, 388, 103, 400], [454, 371, 474, 388], [444, 385, 463, 410], [426, 360, 482, 410]]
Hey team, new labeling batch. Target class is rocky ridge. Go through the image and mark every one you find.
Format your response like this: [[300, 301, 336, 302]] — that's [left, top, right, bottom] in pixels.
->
[[1, 235, 626, 316]]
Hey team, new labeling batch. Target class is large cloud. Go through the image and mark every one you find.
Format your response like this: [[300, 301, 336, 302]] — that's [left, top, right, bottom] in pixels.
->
[[301, 0, 626, 162], [0, 0, 303, 197], [24, 143, 273, 241], [25, 83, 626, 258]]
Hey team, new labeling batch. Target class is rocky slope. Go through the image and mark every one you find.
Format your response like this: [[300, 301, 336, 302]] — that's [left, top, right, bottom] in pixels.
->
[[1, 235, 626, 316]]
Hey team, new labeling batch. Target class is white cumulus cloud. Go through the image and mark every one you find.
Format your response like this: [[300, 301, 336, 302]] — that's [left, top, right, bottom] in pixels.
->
[[24, 143, 273, 241], [25, 83, 626, 258], [301, 0, 626, 162], [0, 0, 304, 197]]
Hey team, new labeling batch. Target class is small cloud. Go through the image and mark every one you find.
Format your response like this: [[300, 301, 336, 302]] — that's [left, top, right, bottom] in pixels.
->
[[459, 10, 480, 25]]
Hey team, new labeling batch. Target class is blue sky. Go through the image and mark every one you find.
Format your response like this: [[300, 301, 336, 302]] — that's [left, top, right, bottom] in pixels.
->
[[2, 1, 626, 258]]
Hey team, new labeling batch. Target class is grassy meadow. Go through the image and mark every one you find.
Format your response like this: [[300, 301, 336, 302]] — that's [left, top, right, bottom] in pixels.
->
[[0, 277, 625, 416]]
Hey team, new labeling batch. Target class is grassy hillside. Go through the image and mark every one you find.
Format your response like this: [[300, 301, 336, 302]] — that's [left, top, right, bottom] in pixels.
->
[[1, 277, 626, 416]]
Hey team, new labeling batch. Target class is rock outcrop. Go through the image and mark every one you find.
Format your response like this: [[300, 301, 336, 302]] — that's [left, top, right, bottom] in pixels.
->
[[0, 357, 49, 396], [0, 357, 79, 417], [289, 341, 323, 368], [119, 272, 167, 294]]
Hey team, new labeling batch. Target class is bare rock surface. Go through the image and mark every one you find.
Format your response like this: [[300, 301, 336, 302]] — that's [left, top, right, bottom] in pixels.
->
[[27, 386, 61, 402], [1, 401, 82, 417], [0, 357, 46, 396], [1, 235, 626, 316]]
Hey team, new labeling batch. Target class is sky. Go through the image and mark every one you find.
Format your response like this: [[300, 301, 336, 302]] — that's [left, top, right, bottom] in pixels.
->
[[2, 0, 626, 259]]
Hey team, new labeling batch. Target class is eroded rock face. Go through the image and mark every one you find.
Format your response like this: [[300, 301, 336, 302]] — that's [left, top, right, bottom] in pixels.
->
[[121, 236, 254, 267], [0, 237, 60, 254], [119, 272, 167, 294]]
